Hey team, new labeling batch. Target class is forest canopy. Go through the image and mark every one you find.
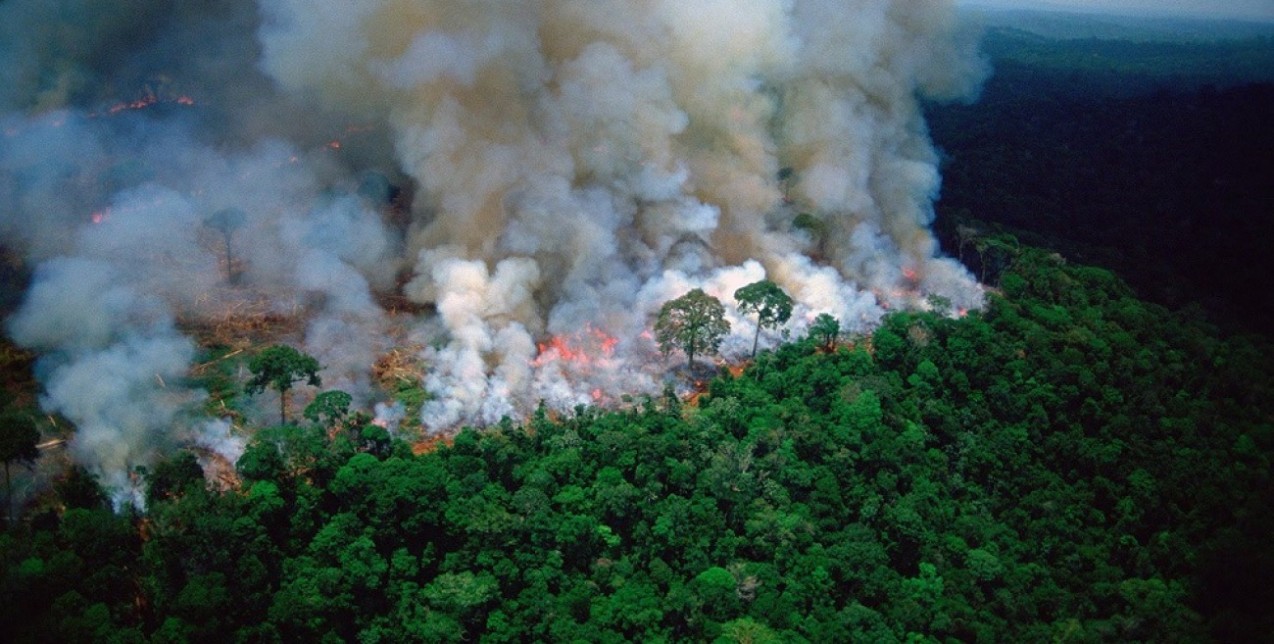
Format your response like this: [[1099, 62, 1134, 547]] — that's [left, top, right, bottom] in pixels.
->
[[2, 14, 1272, 644], [2, 244, 1270, 642]]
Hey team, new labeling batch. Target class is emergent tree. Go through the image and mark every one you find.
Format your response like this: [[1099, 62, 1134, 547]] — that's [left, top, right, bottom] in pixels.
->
[[734, 280, 793, 357], [246, 345, 322, 424], [655, 288, 730, 369]]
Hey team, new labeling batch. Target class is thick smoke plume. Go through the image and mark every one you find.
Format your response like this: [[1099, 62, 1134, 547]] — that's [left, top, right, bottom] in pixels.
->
[[1, 0, 985, 502]]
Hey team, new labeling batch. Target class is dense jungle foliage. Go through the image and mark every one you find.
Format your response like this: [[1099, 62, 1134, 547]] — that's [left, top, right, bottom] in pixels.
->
[[3, 18, 1272, 644], [2, 244, 1271, 643], [928, 27, 1274, 335]]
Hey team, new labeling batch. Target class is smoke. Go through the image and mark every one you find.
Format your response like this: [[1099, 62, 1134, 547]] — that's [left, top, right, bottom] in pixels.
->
[[2, 1, 986, 499]]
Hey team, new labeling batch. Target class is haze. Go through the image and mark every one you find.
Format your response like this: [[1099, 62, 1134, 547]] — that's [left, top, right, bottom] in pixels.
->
[[960, 0, 1274, 23]]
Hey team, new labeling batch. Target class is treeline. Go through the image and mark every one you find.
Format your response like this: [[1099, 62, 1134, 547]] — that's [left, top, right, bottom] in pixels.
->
[[976, 27, 1274, 94], [928, 31, 1274, 335], [1, 244, 1271, 642]]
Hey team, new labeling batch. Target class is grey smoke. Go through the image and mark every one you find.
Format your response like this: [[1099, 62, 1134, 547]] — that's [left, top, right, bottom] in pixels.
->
[[2, 0, 987, 499]]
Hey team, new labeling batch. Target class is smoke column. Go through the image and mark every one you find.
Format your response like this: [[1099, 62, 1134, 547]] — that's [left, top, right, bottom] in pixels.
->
[[1, 1, 986, 501]]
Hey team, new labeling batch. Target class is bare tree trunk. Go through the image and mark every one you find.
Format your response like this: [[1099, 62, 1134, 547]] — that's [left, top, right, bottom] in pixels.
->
[[4, 460, 11, 528], [223, 231, 235, 283]]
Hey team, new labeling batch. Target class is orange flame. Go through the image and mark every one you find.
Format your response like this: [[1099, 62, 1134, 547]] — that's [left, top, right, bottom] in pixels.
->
[[531, 325, 618, 368], [95, 91, 196, 118], [108, 95, 159, 115]]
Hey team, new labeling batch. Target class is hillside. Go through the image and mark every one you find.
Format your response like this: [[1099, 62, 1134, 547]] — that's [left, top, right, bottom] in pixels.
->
[[2, 245, 1271, 642]]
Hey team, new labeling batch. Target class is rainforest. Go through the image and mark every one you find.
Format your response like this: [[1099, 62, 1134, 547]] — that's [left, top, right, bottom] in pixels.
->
[[2, 4, 1273, 643]]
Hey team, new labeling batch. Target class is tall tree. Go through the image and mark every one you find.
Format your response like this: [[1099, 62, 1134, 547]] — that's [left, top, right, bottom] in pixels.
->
[[204, 207, 247, 284], [655, 289, 730, 368], [0, 410, 40, 526], [735, 280, 793, 357], [246, 345, 322, 424]]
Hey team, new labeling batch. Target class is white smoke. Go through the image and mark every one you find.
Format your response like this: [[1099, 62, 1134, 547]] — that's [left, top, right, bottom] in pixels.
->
[[2, 1, 987, 493], [257, 0, 986, 427]]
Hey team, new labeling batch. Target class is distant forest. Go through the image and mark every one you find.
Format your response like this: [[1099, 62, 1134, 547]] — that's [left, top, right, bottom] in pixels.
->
[[928, 25, 1274, 335]]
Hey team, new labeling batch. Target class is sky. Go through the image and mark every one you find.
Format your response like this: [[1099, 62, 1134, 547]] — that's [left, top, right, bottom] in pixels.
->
[[959, 0, 1274, 23]]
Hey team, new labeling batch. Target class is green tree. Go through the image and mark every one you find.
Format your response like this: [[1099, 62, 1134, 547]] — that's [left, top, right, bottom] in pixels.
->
[[145, 451, 205, 506], [246, 345, 322, 424], [0, 410, 39, 526], [236, 441, 286, 482], [809, 313, 840, 352], [655, 288, 731, 368], [304, 390, 353, 429], [719, 616, 783, 643], [56, 465, 109, 510], [735, 280, 793, 357]]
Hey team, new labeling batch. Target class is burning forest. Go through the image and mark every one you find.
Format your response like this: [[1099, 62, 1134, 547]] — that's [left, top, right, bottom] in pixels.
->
[[0, 0, 987, 505]]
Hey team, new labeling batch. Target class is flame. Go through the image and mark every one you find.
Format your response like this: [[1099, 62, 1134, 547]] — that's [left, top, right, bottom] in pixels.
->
[[107, 95, 161, 115], [531, 325, 618, 368], [92, 89, 196, 118], [104, 91, 194, 114], [91, 209, 110, 225]]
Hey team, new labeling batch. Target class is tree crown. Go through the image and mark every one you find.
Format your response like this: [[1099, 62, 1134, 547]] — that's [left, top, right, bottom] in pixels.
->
[[246, 345, 321, 396], [655, 288, 730, 364], [735, 280, 793, 328]]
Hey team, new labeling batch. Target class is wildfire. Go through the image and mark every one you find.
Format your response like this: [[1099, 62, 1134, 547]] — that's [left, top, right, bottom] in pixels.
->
[[91, 209, 110, 225], [531, 325, 619, 368], [412, 433, 453, 456], [108, 95, 159, 114], [90, 89, 196, 118]]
